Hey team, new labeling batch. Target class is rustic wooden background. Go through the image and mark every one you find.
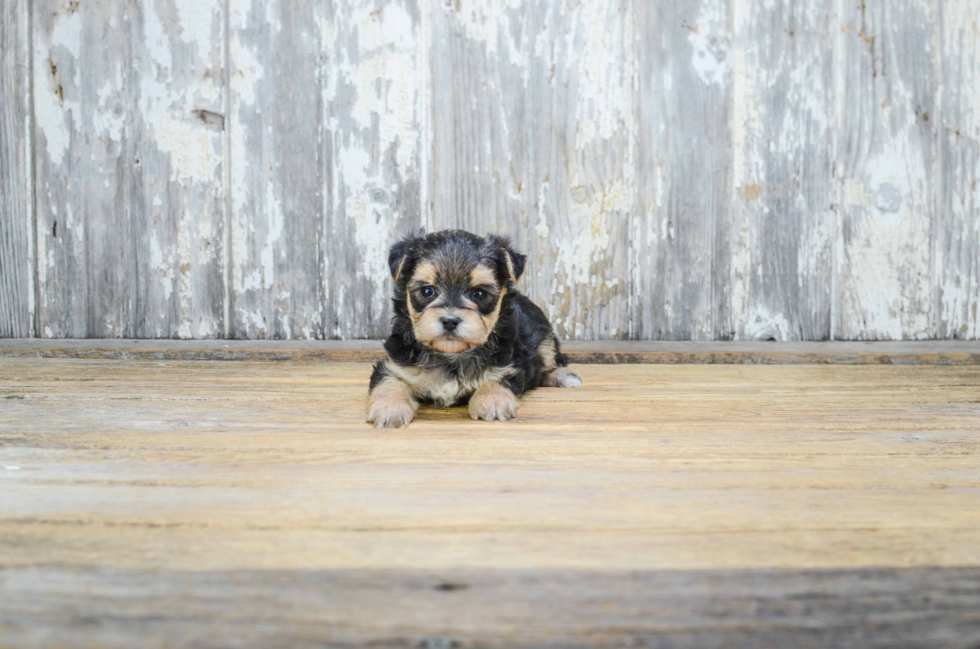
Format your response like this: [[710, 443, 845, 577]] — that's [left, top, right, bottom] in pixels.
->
[[1, 0, 978, 341]]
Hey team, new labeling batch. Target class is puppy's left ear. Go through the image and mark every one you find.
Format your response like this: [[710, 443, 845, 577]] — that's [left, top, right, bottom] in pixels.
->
[[488, 235, 526, 282]]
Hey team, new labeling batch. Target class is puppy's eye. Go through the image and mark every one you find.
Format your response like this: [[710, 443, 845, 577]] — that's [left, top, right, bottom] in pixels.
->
[[420, 286, 436, 299], [472, 288, 487, 300]]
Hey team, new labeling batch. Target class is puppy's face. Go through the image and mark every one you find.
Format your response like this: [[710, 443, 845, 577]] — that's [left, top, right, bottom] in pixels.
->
[[389, 231, 525, 355]]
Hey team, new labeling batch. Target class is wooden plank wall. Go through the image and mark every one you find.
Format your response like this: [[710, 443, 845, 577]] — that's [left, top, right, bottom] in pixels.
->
[[1, 0, 978, 341], [0, 0, 33, 337]]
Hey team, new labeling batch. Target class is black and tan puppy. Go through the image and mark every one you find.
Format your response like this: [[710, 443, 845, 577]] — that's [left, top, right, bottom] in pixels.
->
[[367, 230, 581, 428]]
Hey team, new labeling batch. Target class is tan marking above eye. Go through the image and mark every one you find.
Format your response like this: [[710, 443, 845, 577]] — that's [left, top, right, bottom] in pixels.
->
[[412, 260, 438, 285], [469, 264, 497, 288]]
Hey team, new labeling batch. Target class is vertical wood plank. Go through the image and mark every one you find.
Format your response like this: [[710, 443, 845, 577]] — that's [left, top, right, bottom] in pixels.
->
[[132, 0, 226, 338], [228, 0, 323, 339], [0, 0, 33, 337], [427, 0, 528, 246], [34, 1, 137, 338], [34, 0, 226, 339], [936, 0, 980, 339], [324, 0, 423, 339], [729, 0, 836, 340], [634, 0, 733, 340], [527, 0, 633, 340], [835, 0, 937, 340]]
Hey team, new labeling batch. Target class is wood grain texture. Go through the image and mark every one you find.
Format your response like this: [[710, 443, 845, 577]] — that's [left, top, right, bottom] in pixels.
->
[[428, 0, 528, 242], [936, 0, 980, 340], [33, 1, 137, 337], [228, 0, 323, 339], [132, 0, 226, 338], [1, 358, 979, 645], [7, 0, 980, 341], [32, 0, 225, 339], [324, 0, 423, 339], [3, 339, 980, 365], [730, 0, 835, 341], [634, 0, 732, 340], [0, 360, 978, 571], [526, 0, 633, 340], [0, 0, 33, 337], [835, 0, 937, 340], [2, 567, 979, 648]]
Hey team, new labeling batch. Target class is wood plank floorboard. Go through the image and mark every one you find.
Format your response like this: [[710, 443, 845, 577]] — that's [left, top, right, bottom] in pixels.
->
[[1, 358, 979, 647]]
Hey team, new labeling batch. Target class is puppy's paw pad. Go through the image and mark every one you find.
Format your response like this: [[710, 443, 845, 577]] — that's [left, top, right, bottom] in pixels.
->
[[544, 367, 582, 388], [367, 402, 415, 428], [469, 391, 518, 422]]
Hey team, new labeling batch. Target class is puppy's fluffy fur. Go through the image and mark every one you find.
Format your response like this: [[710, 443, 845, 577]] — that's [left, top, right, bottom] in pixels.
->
[[367, 230, 581, 428]]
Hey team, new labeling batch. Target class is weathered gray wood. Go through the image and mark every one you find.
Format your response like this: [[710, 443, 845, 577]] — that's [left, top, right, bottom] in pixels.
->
[[729, 0, 835, 340], [428, 1, 529, 248], [13, 0, 980, 342], [835, 0, 937, 340], [2, 567, 979, 648], [323, 0, 423, 339], [1, 339, 979, 365], [228, 0, 323, 339], [33, 1, 137, 337], [526, 0, 633, 340], [633, 0, 733, 340], [936, 0, 980, 340], [33, 0, 225, 339], [131, 0, 226, 338], [0, 0, 33, 337]]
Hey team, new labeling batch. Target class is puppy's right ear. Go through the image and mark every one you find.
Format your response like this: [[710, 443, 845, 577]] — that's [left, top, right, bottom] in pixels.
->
[[388, 238, 413, 282]]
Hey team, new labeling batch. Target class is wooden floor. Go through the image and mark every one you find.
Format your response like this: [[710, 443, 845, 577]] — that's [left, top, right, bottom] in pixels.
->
[[2, 355, 980, 647]]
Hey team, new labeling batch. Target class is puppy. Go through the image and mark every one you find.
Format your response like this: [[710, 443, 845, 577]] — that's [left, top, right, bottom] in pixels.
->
[[367, 230, 581, 428]]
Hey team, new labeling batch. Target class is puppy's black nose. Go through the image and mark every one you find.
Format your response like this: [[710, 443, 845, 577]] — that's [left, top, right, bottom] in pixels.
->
[[440, 315, 462, 332]]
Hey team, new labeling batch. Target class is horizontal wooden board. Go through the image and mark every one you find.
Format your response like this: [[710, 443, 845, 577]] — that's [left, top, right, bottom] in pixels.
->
[[2, 566, 979, 648], [1, 340, 978, 364], [2, 360, 979, 572]]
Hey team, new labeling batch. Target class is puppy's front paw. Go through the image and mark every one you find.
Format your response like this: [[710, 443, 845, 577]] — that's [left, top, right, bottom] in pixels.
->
[[543, 367, 582, 388], [469, 381, 518, 422], [367, 401, 415, 428], [367, 378, 417, 428]]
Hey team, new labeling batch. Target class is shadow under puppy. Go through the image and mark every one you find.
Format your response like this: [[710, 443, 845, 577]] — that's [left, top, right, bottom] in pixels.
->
[[368, 230, 581, 428]]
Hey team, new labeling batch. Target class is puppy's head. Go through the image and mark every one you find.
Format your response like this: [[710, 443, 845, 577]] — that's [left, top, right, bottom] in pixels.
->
[[388, 230, 526, 354]]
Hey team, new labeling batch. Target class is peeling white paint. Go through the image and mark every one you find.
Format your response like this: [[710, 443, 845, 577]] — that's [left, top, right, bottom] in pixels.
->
[[139, 1, 222, 184], [260, 180, 284, 290], [743, 306, 791, 341], [450, 0, 524, 60], [334, 3, 419, 182], [552, 180, 624, 290], [17, 0, 977, 342], [323, 0, 422, 337], [689, 0, 731, 87], [174, 0, 215, 61], [568, 4, 631, 151], [33, 14, 82, 167], [149, 233, 175, 301], [339, 144, 389, 314], [840, 95, 932, 339]]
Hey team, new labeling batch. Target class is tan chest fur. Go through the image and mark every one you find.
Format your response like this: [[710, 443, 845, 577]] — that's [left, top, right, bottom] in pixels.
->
[[386, 361, 515, 407]]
